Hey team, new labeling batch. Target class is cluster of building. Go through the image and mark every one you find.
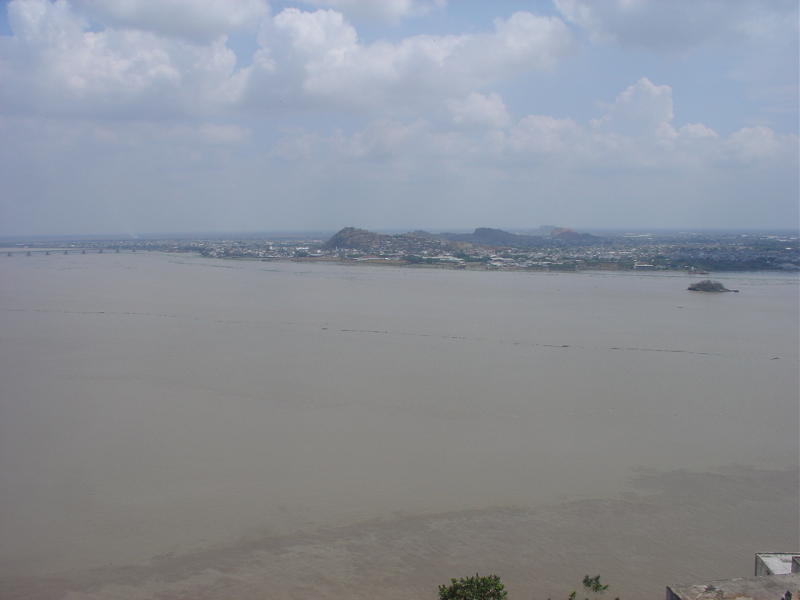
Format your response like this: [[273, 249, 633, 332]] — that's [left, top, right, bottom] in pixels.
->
[[317, 229, 800, 272], [3, 230, 798, 272]]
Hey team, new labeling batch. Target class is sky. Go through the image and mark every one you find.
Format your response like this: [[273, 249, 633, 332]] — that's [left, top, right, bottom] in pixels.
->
[[0, 0, 797, 236]]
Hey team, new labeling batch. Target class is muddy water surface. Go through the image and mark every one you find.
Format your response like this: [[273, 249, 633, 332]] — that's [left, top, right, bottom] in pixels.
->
[[1, 253, 797, 598]]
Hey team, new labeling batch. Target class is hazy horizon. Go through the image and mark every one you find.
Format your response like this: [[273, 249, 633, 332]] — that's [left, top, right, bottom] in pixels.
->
[[2, 224, 800, 242]]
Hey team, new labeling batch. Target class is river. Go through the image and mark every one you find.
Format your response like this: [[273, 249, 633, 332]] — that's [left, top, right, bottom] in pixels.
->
[[1, 252, 797, 598]]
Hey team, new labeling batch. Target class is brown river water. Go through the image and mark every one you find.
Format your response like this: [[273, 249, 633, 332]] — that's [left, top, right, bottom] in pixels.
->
[[0, 252, 797, 598]]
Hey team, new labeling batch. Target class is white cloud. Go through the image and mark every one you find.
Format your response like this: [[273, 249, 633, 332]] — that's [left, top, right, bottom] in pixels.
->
[[247, 9, 573, 112], [71, 0, 269, 43], [554, 0, 798, 51], [0, 0, 245, 118], [256, 86, 796, 229], [553, 1, 798, 134], [297, 0, 446, 22], [591, 77, 673, 136], [195, 123, 251, 144], [448, 92, 510, 129], [500, 115, 582, 155], [272, 7, 356, 56], [677, 123, 718, 140], [1, 73, 796, 234], [0, 3, 572, 120], [725, 126, 785, 161], [273, 77, 797, 174]]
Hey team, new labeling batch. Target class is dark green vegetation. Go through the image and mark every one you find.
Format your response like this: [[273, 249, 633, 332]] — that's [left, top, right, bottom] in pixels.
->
[[438, 574, 507, 600], [438, 574, 619, 600], [567, 575, 619, 600]]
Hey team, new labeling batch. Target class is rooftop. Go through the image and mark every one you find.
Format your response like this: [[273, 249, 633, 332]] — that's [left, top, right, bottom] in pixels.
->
[[667, 574, 800, 600], [756, 553, 800, 576]]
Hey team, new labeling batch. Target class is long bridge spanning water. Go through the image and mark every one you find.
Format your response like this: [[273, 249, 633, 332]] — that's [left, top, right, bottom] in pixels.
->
[[4, 248, 139, 256]]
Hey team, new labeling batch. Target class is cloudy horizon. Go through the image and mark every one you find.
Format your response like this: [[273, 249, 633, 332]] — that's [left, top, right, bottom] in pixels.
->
[[0, 0, 797, 236]]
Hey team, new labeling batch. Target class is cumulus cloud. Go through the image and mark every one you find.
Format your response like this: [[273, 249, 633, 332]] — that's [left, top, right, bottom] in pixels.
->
[[0, 2, 573, 120], [554, 0, 798, 50], [591, 77, 673, 136], [246, 9, 574, 112], [274, 118, 467, 164], [297, 0, 446, 22], [71, 0, 269, 43], [448, 92, 510, 128], [0, 0, 245, 118], [256, 79, 797, 229], [275, 77, 797, 174], [498, 115, 582, 156], [553, 1, 798, 133], [724, 126, 786, 161]]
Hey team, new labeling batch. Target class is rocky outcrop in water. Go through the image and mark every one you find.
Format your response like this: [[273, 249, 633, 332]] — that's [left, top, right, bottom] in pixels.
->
[[688, 280, 738, 292]]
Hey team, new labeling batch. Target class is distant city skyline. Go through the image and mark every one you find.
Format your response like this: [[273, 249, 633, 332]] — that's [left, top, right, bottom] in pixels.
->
[[0, 0, 797, 235]]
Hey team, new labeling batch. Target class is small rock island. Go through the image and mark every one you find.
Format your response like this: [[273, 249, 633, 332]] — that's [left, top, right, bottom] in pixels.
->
[[688, 279, 739, 292]]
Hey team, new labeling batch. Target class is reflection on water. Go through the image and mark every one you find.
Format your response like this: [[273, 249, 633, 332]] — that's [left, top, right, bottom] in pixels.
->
[[1, 253, 797, 598]]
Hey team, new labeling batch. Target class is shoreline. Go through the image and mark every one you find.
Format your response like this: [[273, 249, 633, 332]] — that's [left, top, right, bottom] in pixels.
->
[[204, 253, 800, 275]]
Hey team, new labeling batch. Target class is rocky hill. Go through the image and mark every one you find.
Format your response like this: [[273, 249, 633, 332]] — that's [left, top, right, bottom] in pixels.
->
[[549, 227, 598, 243], [323, 227, 391, 250], [439, 227, 539, 247], [441, 227, 600, 248], [323, 227, 456, 254], [323, 226, 602, 253]]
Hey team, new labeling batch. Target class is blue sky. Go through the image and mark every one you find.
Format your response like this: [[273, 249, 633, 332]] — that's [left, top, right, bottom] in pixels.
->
[[0, 0, 797, 235]]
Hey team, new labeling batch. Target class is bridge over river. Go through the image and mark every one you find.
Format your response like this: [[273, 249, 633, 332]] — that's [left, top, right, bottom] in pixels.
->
[[4, 247, 139, 256]]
